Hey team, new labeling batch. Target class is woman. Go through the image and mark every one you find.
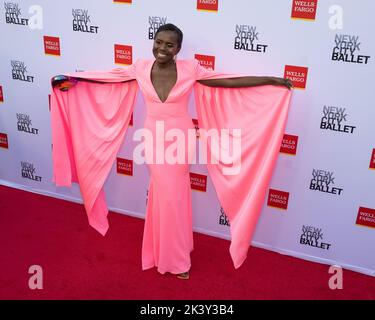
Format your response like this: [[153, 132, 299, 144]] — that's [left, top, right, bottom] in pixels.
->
[[52, 23, 292, 280]]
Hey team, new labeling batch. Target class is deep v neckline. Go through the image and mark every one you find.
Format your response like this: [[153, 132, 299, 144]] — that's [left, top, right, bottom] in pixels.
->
[[149, 59, 178, 104]]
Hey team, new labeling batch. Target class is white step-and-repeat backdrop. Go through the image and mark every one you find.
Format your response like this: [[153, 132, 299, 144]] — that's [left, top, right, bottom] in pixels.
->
[[1, 0, 374, 276]]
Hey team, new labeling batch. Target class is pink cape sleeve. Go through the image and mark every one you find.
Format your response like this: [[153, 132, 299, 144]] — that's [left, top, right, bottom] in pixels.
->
[[194, 60, 292, 268], [51, 66, 138, 235]]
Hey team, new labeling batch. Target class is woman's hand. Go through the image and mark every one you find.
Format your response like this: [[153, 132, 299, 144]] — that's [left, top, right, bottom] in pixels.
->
[[272, 77, 293, 89], [51, 75, 77, 91]]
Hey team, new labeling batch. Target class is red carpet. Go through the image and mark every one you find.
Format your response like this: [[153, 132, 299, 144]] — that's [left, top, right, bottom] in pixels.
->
[[0, 184, 374, 300]]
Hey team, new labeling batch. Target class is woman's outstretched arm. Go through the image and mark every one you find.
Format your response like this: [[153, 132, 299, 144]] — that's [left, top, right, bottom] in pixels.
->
[[197, 76, 293, 89]]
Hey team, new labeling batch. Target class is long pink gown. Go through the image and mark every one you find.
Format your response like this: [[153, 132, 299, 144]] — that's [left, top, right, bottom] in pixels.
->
[[51, 59, 292, 274]]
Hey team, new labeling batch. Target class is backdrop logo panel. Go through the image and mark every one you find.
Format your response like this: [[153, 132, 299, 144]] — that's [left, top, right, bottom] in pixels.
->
[[114, 44, 132, 65], [309, 169, 343, 195], [17, 113, 39, 135], [291, 0, 318, 20], [0, 85, 3, 102], [300, 225, 331, 250], [72, 9, 99, 33], [21, 161, 42, 182], [0, 133, 8, 149], [195, 54, 215, 70], [219, 206, 230, 226], [332, 34, 371, 64], [117, 157, 133, 176], [370, 149, 375, 169], [320, 105, 356, 134], [190, 172, 207, 192], [356, 207, 375, 229], [267, 189, 289, 210], [4, 2, 28, 26], [284, 65, 308, 89], [148, 16, 167, 40], [197, 0, 219, 12], [43, 36, 61, 56], [234, 24, 268, 53], [280, 134, 298, 155], [11, 60, 34, 83]]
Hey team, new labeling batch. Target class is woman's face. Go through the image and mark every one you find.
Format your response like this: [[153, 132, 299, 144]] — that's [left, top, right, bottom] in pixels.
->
[[153, 30, 180, 64]]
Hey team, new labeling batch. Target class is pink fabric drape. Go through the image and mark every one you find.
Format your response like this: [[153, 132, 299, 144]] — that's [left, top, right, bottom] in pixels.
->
[[50, 60, 292, 268]]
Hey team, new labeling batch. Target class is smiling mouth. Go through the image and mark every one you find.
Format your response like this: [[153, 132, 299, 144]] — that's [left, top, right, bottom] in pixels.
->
[[157, 53, 168, 58]]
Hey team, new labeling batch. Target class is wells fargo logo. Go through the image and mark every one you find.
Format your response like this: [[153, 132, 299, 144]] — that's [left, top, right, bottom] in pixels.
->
[[190, 172, 207, 192], [284, 65, 308, 89], [114, 44, 132, 65], [280, 134, 298, 155], [267, 189, 289, 210], [197, 0, 218, 12], [0, 86, 4, 102], [291, 0, 318, 20], [195, 54, 215, 70], [369, 149, 375, 170], [356, 207, 375, 229], [44, 36, 60, 56], [0, 133, 9, 149], [117, 158, 133, 176]]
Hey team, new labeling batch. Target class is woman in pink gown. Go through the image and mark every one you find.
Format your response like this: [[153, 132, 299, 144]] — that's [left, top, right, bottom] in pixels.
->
[[52, 24, 292, 280]]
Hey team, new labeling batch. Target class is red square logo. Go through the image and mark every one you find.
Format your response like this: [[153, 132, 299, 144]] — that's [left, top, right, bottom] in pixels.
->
[[356, 207, 375, 229], [267, 189, 290, 210], [291, 0, 318, 20], [284, 65, 308, 89], [197, 0, 218, 11], [369, 149, 375, 169], [190, 172, 207, 192], [44, 36, 61, 56], [195, 54, 215, 70], [280, 134, 299, 155], [117, 158, 133, 176], [113, 0, 132, 3], [0, 133, 9, 149], [114, 44, 132, 65], [0, 85, 3, 102]]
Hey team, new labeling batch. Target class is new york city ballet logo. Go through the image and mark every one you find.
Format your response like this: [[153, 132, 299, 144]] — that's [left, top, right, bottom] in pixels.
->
[[11, 60, 34, 83], [332, 34, 370, 64], [291, 0, 318, 21], [369, 149, 375, 170], [356, 207, 375, 229], [300, 225, 331, 250], [234, 24, 268, 53], [44, 36, 60, 56], [21, 161, 42, 182], [148, 16, 167, 40], [117, 158, 133, 176], [267, 189, 289, 210], [114, 44, 132, 65], [0, 133, 8, 149], [0, 85, 4, 102], [320, 105, 356, 134], [17, 113, 39, 135], [132, 121, 242, 175], [4, 2, 28, 25], [284, 65, 308, 89], [72, 9, 98, 33], [280, 134, 298, 155], [195, 54, 215, 70], [309, 169, 343, 195], [197, 0, 218, 12], [219, 207, 230, 226]]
